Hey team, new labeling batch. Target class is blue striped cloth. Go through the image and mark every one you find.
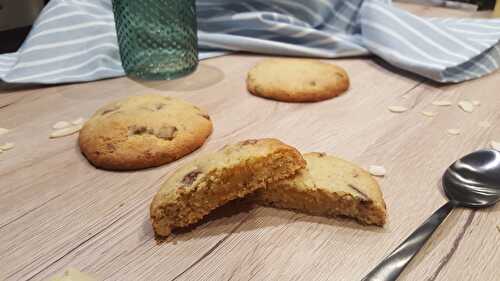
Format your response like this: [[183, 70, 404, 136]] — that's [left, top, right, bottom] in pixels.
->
[[1, 0, 499, 84]]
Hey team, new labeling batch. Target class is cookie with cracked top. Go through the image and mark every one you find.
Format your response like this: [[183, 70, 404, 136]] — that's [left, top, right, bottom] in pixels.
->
[[79, 94, 212, 170]]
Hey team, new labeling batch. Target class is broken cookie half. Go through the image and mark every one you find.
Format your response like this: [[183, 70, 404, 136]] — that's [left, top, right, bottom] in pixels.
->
[[254, 152, 387, 226], [150, 138, 306, 237]]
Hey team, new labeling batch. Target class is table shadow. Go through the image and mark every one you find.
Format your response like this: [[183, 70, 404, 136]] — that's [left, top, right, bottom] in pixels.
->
[[130, 64, 224, 92]]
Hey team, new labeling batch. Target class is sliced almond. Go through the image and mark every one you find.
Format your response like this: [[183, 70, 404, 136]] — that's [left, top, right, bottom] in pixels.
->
[[491, 141, 500, 151], [421, 111, 437, 117], [71, 117, 85, 125], [52, 121, 71, 130], [0, 142, 15, 151], [458, 100, 474, 113], [388, 106, 408, 113], [447, 129, 461, 135], [478, 121, 491, 128], [0, 128, 9, 136], [50, 125, 82, 139], [432, 100, 452, 106], [472, 100, 481, 106], [369, 165, 386, 177]]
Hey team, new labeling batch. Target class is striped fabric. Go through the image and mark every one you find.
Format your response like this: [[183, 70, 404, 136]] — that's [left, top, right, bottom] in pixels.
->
[[0, 0, 499, 84]]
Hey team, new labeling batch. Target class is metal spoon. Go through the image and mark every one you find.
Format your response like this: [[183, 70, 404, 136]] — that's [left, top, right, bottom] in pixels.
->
[[362, 149, 500, 281]]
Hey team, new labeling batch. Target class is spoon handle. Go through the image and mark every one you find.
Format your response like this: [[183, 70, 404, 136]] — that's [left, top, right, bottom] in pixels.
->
[[361, 201, 455, 281]]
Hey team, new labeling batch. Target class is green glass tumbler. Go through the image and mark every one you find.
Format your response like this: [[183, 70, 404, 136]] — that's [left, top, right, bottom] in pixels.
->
[[112, 0, 198, 80]]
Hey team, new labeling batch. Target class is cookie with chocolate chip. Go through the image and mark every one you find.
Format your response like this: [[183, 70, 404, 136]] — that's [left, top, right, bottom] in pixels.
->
[[247, 59, 350, 102], [79, 94, 213, 170], [254, 152, 387, 226], [150, 138, 306, 237]]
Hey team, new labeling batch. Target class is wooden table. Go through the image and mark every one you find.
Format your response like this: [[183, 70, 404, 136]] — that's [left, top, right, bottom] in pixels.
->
[[1, 3, 499, 281]]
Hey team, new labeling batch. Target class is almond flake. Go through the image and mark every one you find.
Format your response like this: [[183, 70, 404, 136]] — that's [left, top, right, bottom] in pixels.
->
[[388, 106, 408, 113], [52, 121, 71, 130], [0, 142, 15, 151], [472, 100, 481, 106], [369, 165, 386, 177], [71, 117, 85, 125], [478, 121, 491, 128], [432, 100, 452, 106], [458, 100, 474, 113], [491, 141, 500, 152], [447, 129, 461, 135], [421, 111, 437, 117], [0, 128, 9, 135], [50, 125, 83, 139]]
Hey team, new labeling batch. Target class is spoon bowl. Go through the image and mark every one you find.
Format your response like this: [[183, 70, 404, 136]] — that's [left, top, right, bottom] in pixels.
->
[[443, 149, 500, 207]]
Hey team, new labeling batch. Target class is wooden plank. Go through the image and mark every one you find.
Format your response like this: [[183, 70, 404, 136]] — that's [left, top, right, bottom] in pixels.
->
[[0, 3, 498, 281]]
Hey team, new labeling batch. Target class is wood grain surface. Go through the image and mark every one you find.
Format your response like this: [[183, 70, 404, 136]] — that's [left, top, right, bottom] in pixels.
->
[[0, 3, 499, 281]]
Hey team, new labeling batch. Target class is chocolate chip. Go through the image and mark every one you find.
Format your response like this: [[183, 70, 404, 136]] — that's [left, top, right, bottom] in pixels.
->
[[317, 152, 326, 158], [128, 125, 148, 136], [156, 126, 177, 141], [241, 139, 258, 145], [181, 170, 202, 185], [155, 103, 166, 110]]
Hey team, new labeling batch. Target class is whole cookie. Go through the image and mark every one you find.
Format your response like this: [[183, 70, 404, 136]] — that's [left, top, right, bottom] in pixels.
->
[[79, 94, 213, 170], [247, 59, 350, 102]]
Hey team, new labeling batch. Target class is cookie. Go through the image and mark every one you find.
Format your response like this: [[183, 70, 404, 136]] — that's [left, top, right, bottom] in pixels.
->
[[79, 94, 213, 170], [150, 139, 306, 236], [254, 152, 387, 226], [247, 59, 349, 102]]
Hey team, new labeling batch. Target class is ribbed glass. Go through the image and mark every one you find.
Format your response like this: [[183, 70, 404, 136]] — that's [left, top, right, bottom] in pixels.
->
[[112, 0, 198, 80]]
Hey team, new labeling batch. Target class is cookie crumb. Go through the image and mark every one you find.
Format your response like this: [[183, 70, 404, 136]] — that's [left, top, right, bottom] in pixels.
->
[[432, 100, 452, 106], [472, 100, 481, 106], [50, 125, 83, 138], [447, 129, 461, 135], [0, 128, 9, 135], [388, 106, 408, 113], [421, 111, 437, 117], [490, 141, 500, 152], [369, 165, 386, 177], [497, 225, 500, 232], [47, 268, 96, 281], [458, 100, 474, 113]]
